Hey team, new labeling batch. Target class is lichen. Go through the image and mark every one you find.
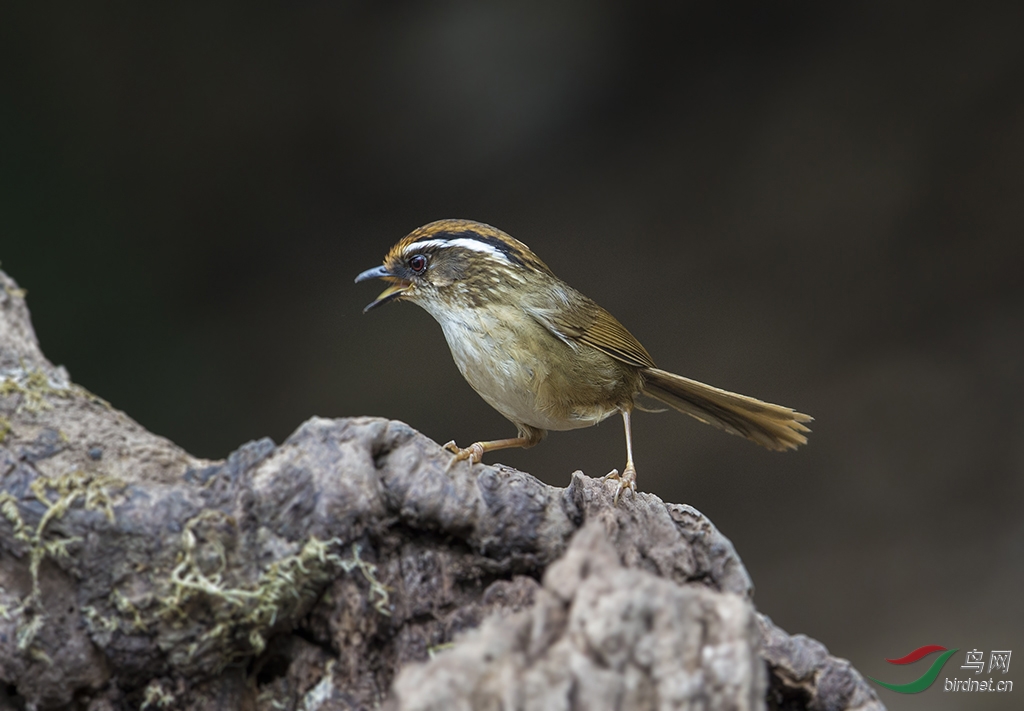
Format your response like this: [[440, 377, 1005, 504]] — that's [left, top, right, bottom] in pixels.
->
[[158, 513, 368, 672], [110, 587, 148, 631], [0, 366, 113, 415], [427, 642, 456, 659], [299, 660, 338, 711], [256, 687, 291, 711], [15, 612, 46, 653], [0, 367, 70, 414], [29, 469, 122, 527], [0, 491, 29, 543], [140, 680, 175, 709], [0, 415, 10, 443], [0, 470, 125, 656], [3, 283, 27, 299], [338, 543, 391, 616], [82, 605, 119, 634]]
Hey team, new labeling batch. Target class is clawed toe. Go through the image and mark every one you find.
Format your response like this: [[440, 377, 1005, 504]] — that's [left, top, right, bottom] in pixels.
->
[[443, 440, 484, 471], [605, 466, 637, 506]]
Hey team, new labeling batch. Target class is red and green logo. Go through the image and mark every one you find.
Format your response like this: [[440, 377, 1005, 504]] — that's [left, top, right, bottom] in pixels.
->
[[869, 645, 959, 693]]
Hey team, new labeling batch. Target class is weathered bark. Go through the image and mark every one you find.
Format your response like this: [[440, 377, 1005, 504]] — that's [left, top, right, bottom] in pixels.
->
[[0, 269, 884, 711]]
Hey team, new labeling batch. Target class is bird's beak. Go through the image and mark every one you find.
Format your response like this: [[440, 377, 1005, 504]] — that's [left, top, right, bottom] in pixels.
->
[[355, 265, 412, 313]]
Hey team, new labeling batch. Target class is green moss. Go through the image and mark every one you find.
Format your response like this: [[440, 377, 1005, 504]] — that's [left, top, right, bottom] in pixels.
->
[[0, 415, 10, 443]]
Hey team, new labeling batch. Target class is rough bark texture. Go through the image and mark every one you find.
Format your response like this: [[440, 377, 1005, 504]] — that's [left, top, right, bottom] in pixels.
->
[[0, 269, 884, 711]]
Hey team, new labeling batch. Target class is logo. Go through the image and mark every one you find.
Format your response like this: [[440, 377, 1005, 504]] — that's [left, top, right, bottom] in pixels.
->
[[869, 645, 1013, 695], [869, 645, 958, 693]]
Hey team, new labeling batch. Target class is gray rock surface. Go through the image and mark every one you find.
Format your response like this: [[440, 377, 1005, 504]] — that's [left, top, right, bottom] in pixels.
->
[[0, 268, 883, 711], [390, 522, 765, 711]]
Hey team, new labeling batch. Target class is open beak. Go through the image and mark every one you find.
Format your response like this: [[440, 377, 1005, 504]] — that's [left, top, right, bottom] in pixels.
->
[[355, 265, 412, 313]]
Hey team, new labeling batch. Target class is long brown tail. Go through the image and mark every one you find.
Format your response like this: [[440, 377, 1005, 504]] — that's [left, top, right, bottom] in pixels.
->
[[640, 367, 812, 451]]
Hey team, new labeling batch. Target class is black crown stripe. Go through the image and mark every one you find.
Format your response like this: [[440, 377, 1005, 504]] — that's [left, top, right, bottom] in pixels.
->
[[409, 230, 526, 267]]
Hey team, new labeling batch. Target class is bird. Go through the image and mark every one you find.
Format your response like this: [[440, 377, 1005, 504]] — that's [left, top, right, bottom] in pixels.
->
[[356, 219, 811, 503]]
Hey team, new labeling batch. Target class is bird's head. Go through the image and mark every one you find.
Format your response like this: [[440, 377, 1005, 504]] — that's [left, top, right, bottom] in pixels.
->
[[355, 219, 553, 313]]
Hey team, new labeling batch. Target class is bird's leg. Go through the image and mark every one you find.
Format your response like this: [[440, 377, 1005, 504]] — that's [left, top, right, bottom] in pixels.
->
[[604, 409, 637, 505], [444, 425, 544, 470], [443, 436, 529, 465]]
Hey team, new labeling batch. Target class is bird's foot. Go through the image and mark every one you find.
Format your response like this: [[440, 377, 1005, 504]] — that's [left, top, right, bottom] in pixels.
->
[[443, 440, 485, 471], [604, 463, 637, 506]]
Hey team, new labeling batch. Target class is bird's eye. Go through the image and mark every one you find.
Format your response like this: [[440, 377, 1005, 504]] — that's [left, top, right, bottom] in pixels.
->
[[409, 254, 428, 274]]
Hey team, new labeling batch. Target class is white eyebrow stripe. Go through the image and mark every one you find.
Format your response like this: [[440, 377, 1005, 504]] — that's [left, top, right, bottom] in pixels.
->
[[403, 238, 512, 264]]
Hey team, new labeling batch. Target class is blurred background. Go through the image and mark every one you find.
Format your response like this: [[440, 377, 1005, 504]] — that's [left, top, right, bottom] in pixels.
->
[[2, 2, 1022, 708]]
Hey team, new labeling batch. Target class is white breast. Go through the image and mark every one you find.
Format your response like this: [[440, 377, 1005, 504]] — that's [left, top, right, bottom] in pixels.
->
[[419, 300, 613, 432]]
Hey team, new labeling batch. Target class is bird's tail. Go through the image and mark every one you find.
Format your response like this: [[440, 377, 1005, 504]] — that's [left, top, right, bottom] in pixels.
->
[[640, 367, 812, 451]]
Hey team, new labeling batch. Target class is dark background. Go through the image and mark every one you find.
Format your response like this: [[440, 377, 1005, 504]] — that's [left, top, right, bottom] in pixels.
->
[[3, 3, 1022, 708]]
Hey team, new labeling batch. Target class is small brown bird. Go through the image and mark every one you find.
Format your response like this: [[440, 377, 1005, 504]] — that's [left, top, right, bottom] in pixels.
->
[[357, 219, 811, 502]]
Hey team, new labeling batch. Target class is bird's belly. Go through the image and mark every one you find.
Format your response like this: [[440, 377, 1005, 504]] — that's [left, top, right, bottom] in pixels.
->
[[432, 306, 624, 432]]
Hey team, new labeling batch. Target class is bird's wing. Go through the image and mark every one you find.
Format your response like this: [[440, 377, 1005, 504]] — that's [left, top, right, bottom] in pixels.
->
[[525, 288, 656, 369]]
